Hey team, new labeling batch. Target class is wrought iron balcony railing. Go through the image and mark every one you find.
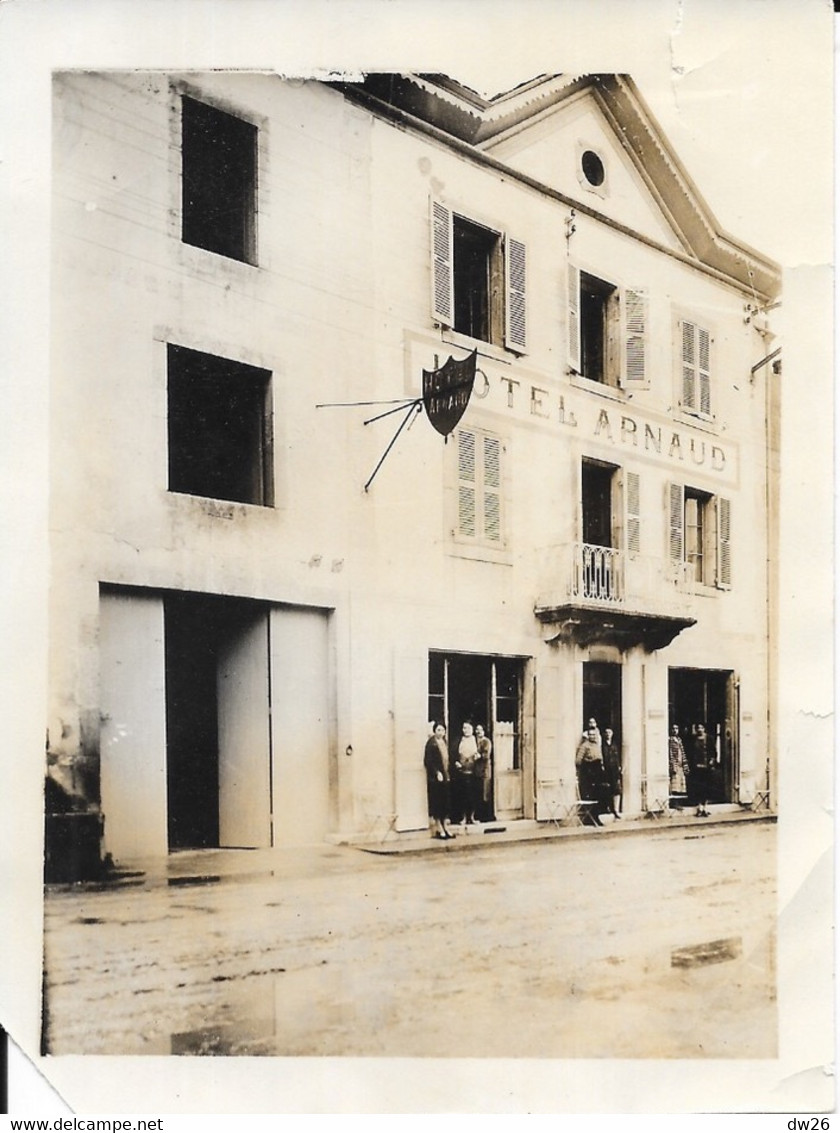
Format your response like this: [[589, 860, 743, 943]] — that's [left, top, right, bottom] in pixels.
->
[[570, 542, 624, 604]]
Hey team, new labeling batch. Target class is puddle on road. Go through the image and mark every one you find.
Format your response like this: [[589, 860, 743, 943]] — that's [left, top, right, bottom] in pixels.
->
[[168, 875, 222, 888], [671, 936, 742, 968]]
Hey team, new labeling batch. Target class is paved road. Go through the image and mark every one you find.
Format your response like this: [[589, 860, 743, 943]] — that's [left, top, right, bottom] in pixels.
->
[[43, 819, 776, 1059]]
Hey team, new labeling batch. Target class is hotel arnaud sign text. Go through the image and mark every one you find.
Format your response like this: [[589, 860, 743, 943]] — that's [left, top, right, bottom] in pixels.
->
[[406, 336, 738, 485]]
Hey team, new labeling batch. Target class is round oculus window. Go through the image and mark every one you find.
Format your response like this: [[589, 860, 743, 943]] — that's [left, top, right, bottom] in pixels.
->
[[581, 149, 605, 187]]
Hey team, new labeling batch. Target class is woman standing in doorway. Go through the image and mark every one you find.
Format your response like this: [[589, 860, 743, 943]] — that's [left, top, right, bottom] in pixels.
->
[[474, 724, 494, 822], [424, 723, 454, 839], [690, 723, 712, 817], [602, 727, 622, 819], [455, 721, 479, 827]]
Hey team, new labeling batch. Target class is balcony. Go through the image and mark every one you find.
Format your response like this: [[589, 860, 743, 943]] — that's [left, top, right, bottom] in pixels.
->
[[535, 543, 697, 651]]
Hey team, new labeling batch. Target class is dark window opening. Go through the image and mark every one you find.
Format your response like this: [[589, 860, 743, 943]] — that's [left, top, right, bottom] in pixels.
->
[[181, 95, 257, 263], [582, 460, 616, 548], [581, 150, 605, 187], [167, 344, 273, 506], [580, 271, 618, 385], [452, 215, 500, 343]]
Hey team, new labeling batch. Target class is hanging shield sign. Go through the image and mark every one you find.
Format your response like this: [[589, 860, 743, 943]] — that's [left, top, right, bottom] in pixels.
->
[[422, 349, 478, 437]]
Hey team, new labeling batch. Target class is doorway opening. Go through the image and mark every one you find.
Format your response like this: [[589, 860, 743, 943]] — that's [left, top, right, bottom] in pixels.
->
[[164, 592, 272, 851], [582, 660, 622, 741], [668, 667, 737, 804], [428, 651, 527, 822]]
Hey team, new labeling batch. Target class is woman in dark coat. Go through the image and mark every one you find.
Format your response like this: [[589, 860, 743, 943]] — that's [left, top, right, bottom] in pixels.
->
[[690, 724, 712, 817], [424, 723, 454, 839]]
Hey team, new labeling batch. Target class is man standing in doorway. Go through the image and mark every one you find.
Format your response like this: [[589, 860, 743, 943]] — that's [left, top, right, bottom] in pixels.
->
[[575, 726, 607, 825]]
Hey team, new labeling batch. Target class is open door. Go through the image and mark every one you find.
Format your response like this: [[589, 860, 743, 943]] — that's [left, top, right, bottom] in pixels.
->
[[218, 609, 272, 848], [270, 607, 332, 846], [100, 589, 168, 860]]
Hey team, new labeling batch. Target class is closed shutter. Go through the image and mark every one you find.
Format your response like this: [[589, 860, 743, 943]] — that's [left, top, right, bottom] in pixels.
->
[[567, 263, 581, 373], [504, 236, 527, 353], [698, 326, 711, 415], [680, 319, 712, 415], [681, 319, 697, 409], [431, 198, 453, 327], [483, 434, 502, 543], [716, 495, 732, 588], [625, 470, 641, 554], [622, 288, 648, 388], [457, 429, 477, 537], [668, 482, 684, 564]]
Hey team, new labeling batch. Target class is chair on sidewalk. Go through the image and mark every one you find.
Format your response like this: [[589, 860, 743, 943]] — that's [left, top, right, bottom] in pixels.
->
[[750, 788, 771, 812], [538, 778, 599, 828], [642, 776, 670, 820], [536, 779, 565, 830], [358, 793, 399, 844], [750, 760, 771, 812]]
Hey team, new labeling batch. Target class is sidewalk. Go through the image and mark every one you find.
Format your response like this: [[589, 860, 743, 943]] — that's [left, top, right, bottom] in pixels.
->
[[54, 803, 776, 893], [351, 803, 776, 855]]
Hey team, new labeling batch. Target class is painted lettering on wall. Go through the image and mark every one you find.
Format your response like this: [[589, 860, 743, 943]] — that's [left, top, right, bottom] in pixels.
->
[[488, 376, 728, 473]]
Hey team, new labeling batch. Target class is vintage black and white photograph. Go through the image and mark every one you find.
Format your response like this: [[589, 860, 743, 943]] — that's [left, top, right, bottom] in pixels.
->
[[0, 0, 834, 1116]]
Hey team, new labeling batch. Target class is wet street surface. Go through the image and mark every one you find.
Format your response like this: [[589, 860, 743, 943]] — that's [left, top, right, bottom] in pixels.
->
[[43, 819, 776, 1058]]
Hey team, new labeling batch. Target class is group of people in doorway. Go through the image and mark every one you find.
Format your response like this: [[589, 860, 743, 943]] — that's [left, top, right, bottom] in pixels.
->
[[426, 715, 716, 837], [423, 721, 494, 840], [574, 719, 622, 825], [668, 722, 715, 817]]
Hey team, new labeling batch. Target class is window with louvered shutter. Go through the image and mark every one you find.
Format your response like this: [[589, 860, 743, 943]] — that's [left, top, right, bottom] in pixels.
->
[[680, 319, 712, 416], [457, 429, 476, 537], [431, 199, 454, 327], [483, 435, 502, 543], [504, 237, 527, 353], [455, 428, 504, 546], [622, 288, 647, 388], [625, 470, 641, 554], [568, 263, 581, 373], [698, 327, 711, 415], [668, 482, 684, 564], [716, 496, 732, 588]]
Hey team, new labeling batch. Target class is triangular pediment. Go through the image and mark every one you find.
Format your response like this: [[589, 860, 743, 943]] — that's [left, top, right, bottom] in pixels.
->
[[333, 72, 780, 299], [481, 86, 686, 252]]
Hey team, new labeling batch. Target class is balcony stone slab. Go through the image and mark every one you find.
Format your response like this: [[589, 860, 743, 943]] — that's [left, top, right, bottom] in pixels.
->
[[535, 602, 697, 651]]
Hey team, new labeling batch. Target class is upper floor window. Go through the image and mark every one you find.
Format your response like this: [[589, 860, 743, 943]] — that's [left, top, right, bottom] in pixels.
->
[[668, 482, 731, 588], [679, 318, 713, 417], [581, 459, 641, 554], [181, 95, 257, 263], [431, 199, 527, 353], [568, 265, 646, 389], [456, 427, 504, 547], [167, 344, 273, 507]]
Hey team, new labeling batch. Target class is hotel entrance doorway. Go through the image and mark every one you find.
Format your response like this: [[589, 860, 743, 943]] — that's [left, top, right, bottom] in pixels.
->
[[428, 652, 528, 821]]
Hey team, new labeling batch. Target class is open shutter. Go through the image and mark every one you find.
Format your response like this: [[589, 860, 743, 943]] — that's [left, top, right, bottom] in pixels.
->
[[567, 263, 581, 373], [621, 288, 648, 388], [698, 326, 711, 415], [681, 319, 697, 409], [625, 470, 641, 554], [431, 198, 453, 327], [504, 235, 527, 353], [457, 428, 477, 538], [716, 495, 732, 588], [482, 434, 502, 543], [668, 482, 684, 565]]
